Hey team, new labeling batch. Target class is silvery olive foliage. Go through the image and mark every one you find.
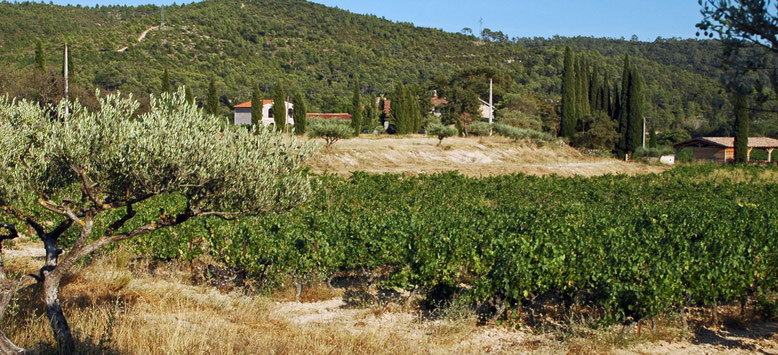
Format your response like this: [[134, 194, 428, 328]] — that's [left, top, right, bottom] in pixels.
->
[[0, 87, 313, 216], [0, 87, 313, 352]]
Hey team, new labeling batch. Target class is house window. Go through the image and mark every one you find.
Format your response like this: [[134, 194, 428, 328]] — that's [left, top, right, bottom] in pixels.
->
[[288, 108, 293, 118], [268, 108, 274, 118]]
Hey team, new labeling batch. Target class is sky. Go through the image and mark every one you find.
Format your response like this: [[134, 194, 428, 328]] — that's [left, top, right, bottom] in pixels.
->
[[41, 0, 704, 40]]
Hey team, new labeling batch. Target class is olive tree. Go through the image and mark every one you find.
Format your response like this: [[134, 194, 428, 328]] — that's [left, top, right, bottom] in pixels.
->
[[426, 123, 457, 145], [307, 118, 352, 148], [0, 88, 312, 352]]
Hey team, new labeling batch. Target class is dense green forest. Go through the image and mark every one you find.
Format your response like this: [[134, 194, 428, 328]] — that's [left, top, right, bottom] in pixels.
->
[[0, 0, 776, 138]]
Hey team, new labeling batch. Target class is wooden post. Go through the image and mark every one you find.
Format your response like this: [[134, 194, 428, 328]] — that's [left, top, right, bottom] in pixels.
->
[[768, 148, 774, 162], [747, 147, 753, 162]]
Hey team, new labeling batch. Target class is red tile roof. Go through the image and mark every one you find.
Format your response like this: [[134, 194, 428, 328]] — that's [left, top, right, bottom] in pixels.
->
[[233, 100, 274, 108], [307, 113, 352, 120], [674, 137, 778, 148]]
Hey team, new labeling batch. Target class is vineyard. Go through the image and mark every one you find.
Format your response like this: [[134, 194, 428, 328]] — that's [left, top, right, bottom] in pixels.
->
[[106, 164, 778, 326]]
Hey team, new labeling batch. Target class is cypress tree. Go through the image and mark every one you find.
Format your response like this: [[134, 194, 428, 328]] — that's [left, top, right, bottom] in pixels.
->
[[272, 81, 286, 132], [648, 124, 657, 149], [573, 55, 582, 125], [206, 77, 218, 116], [733, 93, 750, 163], [292, 90, 307, 135], [364, 98, 375, 130], [34, 38, 46, 72], [618, 55, 631, 151], [560, 47, 576, 139], [392, 83, 409, 134], [625, 67, 644, 153], [612, 83, 621, 123], [184, 86, 194, 105], [161, 67, 171, 93], [251, 83, 262, 127], [351, 80, 363, 135], [579, 56, 590, 117]]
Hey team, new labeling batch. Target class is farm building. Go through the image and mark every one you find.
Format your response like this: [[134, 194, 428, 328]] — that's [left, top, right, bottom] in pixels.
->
[[672, 137, 778, 162], [233, 100, 294, 126]]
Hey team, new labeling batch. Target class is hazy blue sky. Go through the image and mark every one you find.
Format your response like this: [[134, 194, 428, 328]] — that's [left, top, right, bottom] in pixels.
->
[[43, 0, 704, 40]]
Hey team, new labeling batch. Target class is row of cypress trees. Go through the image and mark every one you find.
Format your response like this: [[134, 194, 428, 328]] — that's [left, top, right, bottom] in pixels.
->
[[391, 82, 423, 134], [161, 68, 308, 134], [560, 47, 645, 153]]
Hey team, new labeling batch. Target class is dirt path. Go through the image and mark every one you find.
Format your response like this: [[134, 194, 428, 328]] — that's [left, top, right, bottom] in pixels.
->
[[309, 135, 669, 177], [270, 296, 778, 354], [137, 25, 159, 42]]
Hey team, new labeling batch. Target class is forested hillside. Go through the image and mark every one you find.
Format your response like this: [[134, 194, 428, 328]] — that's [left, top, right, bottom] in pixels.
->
[[0, 0, 774, 137]]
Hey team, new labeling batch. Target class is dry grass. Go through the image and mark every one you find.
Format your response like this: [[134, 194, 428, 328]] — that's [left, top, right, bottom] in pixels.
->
[[3, 245, 778, 354], [307, 135, 668, 177], [1, 249, 512, 355]]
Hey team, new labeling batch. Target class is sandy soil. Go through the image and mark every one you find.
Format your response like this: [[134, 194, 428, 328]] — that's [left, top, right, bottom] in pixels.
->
[[308, 135, 669, 177]]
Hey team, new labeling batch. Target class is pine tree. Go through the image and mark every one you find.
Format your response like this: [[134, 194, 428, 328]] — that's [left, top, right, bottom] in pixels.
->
[[251, 83, 262, 127], [351, 80, 363, 135], [292, 90, 307, 135], [625, 67, 644, 153], [272, 81, 286, 132], [206, 77, 219, 117], [161, 67, 171, 93], [35, 38, 46, 72], [560, 46, 576, 139], [184, 86, 194, 105], [733, 93, 750, 163]]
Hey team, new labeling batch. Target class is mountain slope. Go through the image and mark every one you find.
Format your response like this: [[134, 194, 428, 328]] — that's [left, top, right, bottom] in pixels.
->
[[0, 0, 750, 135]]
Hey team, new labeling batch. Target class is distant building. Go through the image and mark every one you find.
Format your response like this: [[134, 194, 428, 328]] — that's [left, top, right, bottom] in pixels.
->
[[233, 100, 294, 126], [478, 98, 494, 120], [307, 113, 352, 121], [431, 91, 448, 117], [672, 137, 778, 162]]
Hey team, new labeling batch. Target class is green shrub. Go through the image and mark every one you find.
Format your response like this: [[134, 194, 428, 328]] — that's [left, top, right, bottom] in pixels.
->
[[307, 118, 353, 147], [493, 123, 556, 143], [422, 115, 442, 130], [468, 122, 492, 136], [634, 145, 675, 158], [427, 123, 458, 145], [676, 147, 694, 162]]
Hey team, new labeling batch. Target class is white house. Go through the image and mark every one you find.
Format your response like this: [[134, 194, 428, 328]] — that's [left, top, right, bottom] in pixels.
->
[[478, 98, 494, 120], [233, 100, 294, 126]]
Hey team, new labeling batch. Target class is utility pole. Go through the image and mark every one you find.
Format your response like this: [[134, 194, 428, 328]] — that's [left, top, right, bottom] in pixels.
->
[[161, 6, 165, 28], [63, 43, 69, 116], [642, 116, 646, 149]]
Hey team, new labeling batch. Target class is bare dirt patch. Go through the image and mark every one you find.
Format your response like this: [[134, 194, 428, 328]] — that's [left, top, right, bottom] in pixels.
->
[[308, 135, 668, 177]]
